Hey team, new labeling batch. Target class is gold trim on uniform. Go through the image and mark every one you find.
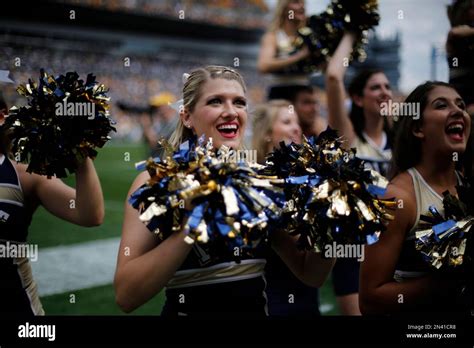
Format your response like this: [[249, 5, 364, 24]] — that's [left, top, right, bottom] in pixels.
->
[[167, 259, 266, 289], [14, 257, 45, 315], [0, 185, 24, 207]]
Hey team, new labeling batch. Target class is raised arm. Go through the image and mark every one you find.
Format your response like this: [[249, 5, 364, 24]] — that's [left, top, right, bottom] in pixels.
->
[[21, 157, 104, 227], [114, 171, 193, 313], [257, 32, 309, 73], [272, 229, 336, 288], [325, 32, 357, 145], [359, 180, 449, 314]]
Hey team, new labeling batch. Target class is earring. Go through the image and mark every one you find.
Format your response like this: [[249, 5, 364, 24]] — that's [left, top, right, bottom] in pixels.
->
[[265, 136, 271, 143]]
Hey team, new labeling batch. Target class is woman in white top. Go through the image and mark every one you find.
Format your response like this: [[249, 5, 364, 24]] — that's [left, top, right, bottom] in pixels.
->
[[325, 32, 394, 315], [360, 81, 471, 314], [326, 32, 393, 177]]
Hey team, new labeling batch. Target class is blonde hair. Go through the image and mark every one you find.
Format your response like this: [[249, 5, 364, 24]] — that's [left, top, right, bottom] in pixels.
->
[[269, 0, 305, 32], [169, 65, 247, 149], [252, 99, 292, 164]]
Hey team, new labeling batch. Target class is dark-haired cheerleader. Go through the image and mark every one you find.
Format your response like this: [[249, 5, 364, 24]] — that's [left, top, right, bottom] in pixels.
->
[[360, 81, 471, 314], [325, 31, 394, 315]]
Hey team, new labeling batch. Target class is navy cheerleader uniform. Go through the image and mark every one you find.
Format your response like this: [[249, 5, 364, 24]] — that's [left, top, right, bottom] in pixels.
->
[[0, 154, 44, 316], [160, 236, 269, 317]]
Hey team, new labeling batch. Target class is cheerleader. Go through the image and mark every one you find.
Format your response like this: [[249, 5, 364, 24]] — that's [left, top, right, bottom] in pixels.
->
[[0, 93, 104, 316], [359, 81, 470, 314], [326, 32, 393, 177], [258, 0, 328, 141], [257, 0, 311, 100], [114, 66, 335, 316], [252, 100, 321, 317], [323, 31, 395, 315]]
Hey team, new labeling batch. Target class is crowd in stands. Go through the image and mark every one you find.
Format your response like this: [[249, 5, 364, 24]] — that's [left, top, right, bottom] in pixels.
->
[[0, 39, 270, 144], [60, 0, 271, 30]]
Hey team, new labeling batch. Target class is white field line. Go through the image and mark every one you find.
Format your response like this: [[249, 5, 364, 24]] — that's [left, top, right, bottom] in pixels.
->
[[31, 237, 120, 296]]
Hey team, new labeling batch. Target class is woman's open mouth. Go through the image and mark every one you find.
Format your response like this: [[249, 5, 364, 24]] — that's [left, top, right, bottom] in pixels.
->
[[445, 121, 465, 142], [216, 122, 239, 139]]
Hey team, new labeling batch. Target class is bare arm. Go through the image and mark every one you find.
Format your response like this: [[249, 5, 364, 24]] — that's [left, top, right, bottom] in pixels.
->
[[449, 25, 474, 37], [272, 229, 335, 288], [257, 32, 309, 73], [114, 171, 193, 313], [325, 32, 357, 145], [20, 157, 104, 227], [359, 180, 449, 314]]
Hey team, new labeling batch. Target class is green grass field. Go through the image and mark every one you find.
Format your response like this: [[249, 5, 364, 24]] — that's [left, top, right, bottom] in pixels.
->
[[29, 142, 340, 315]]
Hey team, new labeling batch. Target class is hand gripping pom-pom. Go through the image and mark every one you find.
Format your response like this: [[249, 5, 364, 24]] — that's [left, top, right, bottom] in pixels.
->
[[260, 127, 395, 252], [129, 136, 284, 261], [3, 69, 116, 178]]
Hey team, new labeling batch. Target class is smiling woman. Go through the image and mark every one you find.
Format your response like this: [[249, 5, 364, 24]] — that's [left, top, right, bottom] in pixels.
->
[[325, 33, 395, 316], [360, 81, 472, 314], [252, 100, 323, 317], [114, 65, 335, 317], [390, 81, 470, 177], [252, 100, 302, 167], [169, 66, 247, 150], [181, 78, 247, 149]]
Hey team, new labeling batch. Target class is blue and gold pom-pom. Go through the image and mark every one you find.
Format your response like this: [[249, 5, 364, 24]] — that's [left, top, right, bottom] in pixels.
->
[[415, 178, 473, 309], [416, 178, 474, 270], [4, 69, 116, 178], [261, 127, 395, 252], [294, 0, 380, 73], [129, 136, 283, 254]]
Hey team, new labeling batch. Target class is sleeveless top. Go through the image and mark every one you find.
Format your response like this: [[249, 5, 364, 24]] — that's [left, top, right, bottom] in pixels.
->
[[270, 30, 309, 86], [394, 168, 462, 281], [352, 132, 392, 178], [0, 154, 44, 316]]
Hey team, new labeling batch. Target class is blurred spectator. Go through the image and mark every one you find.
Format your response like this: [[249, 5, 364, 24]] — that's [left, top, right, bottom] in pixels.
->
[[141, 91, 178, 156], [0, 39, 268, 144], [289, 85, 327, 137], [257, 0, 311, 100], [0, 91, 7, 115], [60, 0, 271, 30], [446, 0, 474, 113]]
